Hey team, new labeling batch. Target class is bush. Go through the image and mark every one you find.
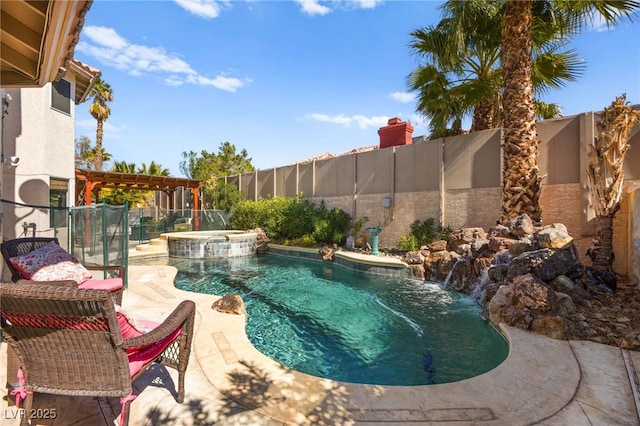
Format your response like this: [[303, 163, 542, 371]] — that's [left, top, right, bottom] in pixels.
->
[[211, 182, 244, 211], [397, 235, 418, 251], [397, 218, 453, 251], [313, 201, 351, 245], [230, 196, 351, 245]]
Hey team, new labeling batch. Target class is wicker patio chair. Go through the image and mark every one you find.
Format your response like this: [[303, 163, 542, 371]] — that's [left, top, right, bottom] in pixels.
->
[[1, 237, 124, 304], [0, 282, 196, 426]]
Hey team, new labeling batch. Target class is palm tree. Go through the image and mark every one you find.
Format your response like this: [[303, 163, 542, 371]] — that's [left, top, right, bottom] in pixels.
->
[[111, 160, 137, 174], [139, 161, 170, 176], [500, 0, 639, 224], [586, 94, 640, 273], [88, 78, 113, 171], [408, 0, 583, 138]]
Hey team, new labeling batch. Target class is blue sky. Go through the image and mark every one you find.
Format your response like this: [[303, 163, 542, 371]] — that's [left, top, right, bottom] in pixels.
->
[[73, 0, 640, 177]]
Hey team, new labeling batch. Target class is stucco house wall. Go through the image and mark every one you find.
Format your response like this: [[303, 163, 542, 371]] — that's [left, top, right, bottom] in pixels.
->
[[0, 60, 98, 260]]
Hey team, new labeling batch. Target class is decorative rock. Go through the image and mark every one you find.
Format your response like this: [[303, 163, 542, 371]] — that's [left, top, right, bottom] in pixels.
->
[[555, 292, 576, 316], [529, 315, 568, 340], [425, 250, 458, 281], [427, 240, 447, 252], [508, 237, 537, 257], [250, 227, 270, 253], [402, 250, 424, 265], [507, 246, 582, 282], [488, 264, 508, 283], [212, 294, 246, 316], [508, 214, 535, 237], [319, 245, 335, 261], [488, 224, 511, 238], [488, 285, 534, 330], [536, 225, 573, 250], [470, 237, 490, 258], [549, 274, 590, 304], [488, 236, 517, 252], [446, 257, 474, 294], [410, 264, 425, 280], [450, 228, 487, 244], [510, 273, 558, 313]]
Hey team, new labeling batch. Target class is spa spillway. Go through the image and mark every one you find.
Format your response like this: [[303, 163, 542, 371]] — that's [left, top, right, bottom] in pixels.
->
[[164, 230, 258, 259]]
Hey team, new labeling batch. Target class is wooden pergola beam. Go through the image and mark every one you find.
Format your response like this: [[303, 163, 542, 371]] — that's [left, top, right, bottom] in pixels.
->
[[75, 168, 203, 214]]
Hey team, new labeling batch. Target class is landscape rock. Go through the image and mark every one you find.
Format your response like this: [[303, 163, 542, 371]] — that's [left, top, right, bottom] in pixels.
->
[[212, 294, 246, 316], [536, 224, 573, 250]]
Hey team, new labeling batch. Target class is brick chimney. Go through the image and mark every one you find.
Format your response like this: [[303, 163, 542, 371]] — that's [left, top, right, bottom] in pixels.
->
[[378, 118, 414, 149]]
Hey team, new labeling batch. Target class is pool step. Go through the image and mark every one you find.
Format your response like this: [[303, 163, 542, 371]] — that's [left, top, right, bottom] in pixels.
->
[[135, 239, 167, 251]]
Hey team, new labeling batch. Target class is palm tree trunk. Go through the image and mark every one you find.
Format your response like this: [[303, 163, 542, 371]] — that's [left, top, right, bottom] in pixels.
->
[[96, 119, 104, 171], [589, 213, 616, 271], [500, 0, 542, 225], [470, 100, 495, 132]]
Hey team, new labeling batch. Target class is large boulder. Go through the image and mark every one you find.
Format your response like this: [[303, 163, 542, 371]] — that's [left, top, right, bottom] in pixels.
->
[[489, 274, 562, 336], [446, 257, 474, 294], [536, 224, 573, 250], [507, 245, 583, 282]]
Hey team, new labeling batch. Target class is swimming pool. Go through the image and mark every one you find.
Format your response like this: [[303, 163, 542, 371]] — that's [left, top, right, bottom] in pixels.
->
[[154, 254, 508, 386]]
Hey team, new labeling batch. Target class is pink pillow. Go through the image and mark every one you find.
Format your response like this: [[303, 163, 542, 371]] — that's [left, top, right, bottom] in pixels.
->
[[9, 241, 93, 284]]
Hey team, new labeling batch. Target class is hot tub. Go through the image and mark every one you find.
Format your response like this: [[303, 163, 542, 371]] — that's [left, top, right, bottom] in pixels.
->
[[164, 230, 257, 259]]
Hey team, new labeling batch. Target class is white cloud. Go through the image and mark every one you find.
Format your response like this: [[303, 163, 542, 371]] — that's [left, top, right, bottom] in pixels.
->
[[388, 91, 415, 103], [349, 0, 384, 10], [294, 0, 332, 16], [77, 26, 248, 92], [293, 0, 383, 16], [173, 0, 229, 19], [304, 113, 389, 129]]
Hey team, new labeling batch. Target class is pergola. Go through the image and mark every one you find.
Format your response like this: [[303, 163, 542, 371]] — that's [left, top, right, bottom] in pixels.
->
[[75, 169, 202, 222]]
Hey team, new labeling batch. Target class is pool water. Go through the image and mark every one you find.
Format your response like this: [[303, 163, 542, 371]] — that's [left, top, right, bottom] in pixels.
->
[[163, 254, 508, 386]]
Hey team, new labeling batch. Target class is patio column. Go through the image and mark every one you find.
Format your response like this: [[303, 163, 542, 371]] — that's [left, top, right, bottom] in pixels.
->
[[190, 187, 200, 230]]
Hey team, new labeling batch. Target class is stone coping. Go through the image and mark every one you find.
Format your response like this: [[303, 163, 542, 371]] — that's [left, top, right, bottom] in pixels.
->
[[268, 243, 411, 277], [161, 230, 256, 241]]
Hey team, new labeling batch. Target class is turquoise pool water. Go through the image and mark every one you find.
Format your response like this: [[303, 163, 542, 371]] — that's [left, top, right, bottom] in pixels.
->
[[154, 254, 508, 386]]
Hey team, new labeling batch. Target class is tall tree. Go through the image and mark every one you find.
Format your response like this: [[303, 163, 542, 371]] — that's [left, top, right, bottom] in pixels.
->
[[75, 136, 112, 170], [500, 0, 639, 224], [180, 142, 255, 208], [88, 78, 113, 171], [408, 0, 582, 138], [586, 94, 640, 274]]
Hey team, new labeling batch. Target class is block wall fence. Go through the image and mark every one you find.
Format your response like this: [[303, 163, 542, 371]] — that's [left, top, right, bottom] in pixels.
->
[[223, 111, 640, 281]]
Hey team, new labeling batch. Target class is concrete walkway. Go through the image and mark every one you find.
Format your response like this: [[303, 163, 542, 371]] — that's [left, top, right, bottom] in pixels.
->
[[2, 264, 639, 425]]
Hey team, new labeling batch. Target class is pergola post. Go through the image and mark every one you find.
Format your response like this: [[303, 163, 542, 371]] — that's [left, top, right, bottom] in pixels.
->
[[190, 188, 200, 230]]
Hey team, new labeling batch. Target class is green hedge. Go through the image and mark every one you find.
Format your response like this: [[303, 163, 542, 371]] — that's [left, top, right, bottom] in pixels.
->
[[230, 196, 351, 245]]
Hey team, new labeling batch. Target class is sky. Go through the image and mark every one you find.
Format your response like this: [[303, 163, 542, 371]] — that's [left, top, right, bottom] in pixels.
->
[[73, 0, 640, 178]]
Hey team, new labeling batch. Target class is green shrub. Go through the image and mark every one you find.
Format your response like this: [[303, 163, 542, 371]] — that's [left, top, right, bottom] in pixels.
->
[[230, 196, 351, 245], [397, 218, 453, 251], [282, 235, 317, 247], [313, 201, 351, 245], [211, 182, 244, 211], [397, 235, 418, 251]]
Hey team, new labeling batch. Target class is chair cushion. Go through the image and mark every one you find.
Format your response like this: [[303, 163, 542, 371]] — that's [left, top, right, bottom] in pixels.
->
[[127, 326, 182, 377], [9, 241, 93, 284], [117, 312, 150, 339], [78, 277, 123, 291]]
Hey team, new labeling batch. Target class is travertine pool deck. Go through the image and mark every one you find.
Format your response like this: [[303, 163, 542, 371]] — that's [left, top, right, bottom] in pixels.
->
[[2, 263, 639, 425]]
